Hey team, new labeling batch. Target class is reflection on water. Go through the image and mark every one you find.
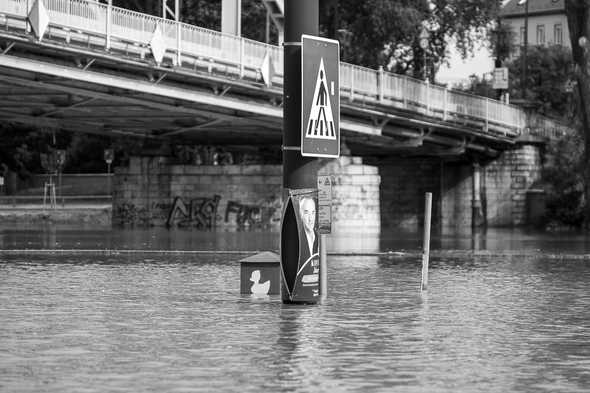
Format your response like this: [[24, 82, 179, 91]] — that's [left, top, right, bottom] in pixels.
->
[[1, 252, 589, 393], [3, 223, 590, 254]]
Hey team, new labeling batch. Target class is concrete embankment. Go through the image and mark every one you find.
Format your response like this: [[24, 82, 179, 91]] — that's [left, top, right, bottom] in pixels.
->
[[0, 204, 111, 225]]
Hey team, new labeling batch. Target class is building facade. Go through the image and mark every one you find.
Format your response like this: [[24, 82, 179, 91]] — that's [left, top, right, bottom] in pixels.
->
[[500, 0, 570, 57]]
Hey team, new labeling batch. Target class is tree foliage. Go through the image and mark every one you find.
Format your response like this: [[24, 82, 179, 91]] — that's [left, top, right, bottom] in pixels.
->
[[564, 0, 590, 227], [111, 0, 275, 42], [111, 0, 503, 80], [506, 45, 576, 120], [321, 0, 501, 80], [542, 130, 586, 228]]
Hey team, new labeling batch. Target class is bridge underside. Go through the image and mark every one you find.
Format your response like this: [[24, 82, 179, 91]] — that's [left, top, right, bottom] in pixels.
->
[[0, 32, 514, 160]]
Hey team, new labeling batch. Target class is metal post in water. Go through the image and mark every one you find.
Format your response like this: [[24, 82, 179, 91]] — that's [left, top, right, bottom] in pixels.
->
[[320, 233, 327, 300], [421, 192, 432, 291]]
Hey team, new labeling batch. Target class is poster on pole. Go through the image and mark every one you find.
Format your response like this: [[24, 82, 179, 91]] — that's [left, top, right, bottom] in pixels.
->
[[301, 34, 340, 158], [280, 189, 320, 303]]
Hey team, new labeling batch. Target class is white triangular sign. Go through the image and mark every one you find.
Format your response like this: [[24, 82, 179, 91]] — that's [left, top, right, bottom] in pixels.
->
[[260, 52, 275, 87], [150, 24, 166, 65], [305, 58, 336, 140], [29, 0, 50, 40]]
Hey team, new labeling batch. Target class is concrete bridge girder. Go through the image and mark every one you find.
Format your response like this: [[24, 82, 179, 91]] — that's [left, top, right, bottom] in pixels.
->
[[0, 32, 514, 157]]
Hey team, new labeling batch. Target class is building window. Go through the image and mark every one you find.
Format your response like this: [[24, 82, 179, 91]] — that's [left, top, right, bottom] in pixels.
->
[[536, 25, 545, 45], [520, 26, 526, 45], [554, 23, 563, 45]]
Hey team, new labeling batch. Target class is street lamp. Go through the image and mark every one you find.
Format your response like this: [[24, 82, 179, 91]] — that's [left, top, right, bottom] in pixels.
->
[[419, 26, 430, 82], [104, 148, 114, 196], [469, 73, 477, 94], [518, 0, 529, 100], [337, 28, 352, 61]]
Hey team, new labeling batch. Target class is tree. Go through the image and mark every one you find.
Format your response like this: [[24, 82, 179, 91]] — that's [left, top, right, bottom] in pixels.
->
[[564, 0, 590, 226], [543, 128, 585, 228], [110, 1, 502, 81], [320, 0, 428, 72], [111, 0, 276, 43], [506, 45, 576, 120], [320, 0, 503, 81]]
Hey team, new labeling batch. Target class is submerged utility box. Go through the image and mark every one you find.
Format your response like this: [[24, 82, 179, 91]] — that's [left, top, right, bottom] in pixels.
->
[[239, 251, 281, 295]]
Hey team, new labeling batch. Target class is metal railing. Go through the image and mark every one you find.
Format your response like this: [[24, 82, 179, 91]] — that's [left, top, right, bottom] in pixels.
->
[[0, 0, 572, 139]]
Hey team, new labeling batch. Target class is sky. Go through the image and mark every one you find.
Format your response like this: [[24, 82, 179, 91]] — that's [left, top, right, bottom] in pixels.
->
[[435, 0, 511, 86], [436, 40, 495, 87]]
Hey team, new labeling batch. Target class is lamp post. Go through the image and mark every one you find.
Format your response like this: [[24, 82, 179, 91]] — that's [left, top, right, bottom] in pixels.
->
[[419, 27, 430, 82], [469, 73, 477, 94], [104, 149, 114, 196], [337, 28, 352, 62], [519, 0, 529, 100], [56, 150, 66, 207]]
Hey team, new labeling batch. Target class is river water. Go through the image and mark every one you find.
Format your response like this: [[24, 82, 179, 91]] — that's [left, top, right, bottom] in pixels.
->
[[1, 225, 589, 392]]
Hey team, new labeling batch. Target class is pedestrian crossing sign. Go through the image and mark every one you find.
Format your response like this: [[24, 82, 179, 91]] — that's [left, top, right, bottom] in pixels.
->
[[301, 35, 339, 158]]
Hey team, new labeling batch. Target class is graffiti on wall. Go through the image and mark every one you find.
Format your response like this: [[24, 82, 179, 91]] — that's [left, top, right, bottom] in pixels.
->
[[160, 194, 282, 231], [166, 195, 221, 229], [224, 198, 282, 230]]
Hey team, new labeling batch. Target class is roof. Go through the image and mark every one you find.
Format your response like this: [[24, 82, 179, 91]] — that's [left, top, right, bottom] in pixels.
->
[[500, 0, 564, 18]]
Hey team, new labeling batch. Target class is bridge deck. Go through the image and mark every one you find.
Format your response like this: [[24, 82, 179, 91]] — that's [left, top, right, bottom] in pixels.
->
[[0, 0, 569, 157]]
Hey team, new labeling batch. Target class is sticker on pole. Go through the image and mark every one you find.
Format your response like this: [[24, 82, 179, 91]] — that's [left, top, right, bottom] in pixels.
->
[[301, 35, 340, 158], [317, 175, 333, 234]]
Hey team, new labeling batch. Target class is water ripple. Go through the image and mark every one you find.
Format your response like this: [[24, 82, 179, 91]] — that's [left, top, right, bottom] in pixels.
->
[[1, 253, 589, 392]]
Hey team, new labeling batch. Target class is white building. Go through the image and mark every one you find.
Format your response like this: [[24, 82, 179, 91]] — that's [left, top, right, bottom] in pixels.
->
[[500, 0, 570, 57]]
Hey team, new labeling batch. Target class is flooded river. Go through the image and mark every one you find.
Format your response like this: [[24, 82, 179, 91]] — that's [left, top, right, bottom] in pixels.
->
[[0, 225, 589, 392]]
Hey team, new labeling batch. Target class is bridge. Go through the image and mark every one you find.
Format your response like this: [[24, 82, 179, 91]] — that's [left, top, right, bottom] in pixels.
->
[[0, 0, 568, 157], [0, 0, 569, 235]]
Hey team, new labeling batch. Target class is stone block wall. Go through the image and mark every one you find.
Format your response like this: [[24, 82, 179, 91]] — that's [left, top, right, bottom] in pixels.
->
[[483, 144, 543, 226], [113, 156, 283, 230], [319, 156, 381, 234], [114, 155, 381, 233]]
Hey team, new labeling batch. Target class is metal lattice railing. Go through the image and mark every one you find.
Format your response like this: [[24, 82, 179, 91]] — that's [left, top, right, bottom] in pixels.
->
[[0, 0, 573, 139]]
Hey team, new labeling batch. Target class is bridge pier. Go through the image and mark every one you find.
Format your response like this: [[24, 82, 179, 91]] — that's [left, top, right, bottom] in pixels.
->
[[367, 140, 544, 236], [483, 142, 544, 227]]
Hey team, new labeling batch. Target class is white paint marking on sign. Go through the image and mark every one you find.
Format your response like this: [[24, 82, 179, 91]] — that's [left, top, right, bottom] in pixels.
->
[[305, 59, 337, 141]]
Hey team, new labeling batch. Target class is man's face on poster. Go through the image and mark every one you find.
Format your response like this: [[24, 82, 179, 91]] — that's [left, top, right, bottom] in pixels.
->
[[300, 197, 316, 234]]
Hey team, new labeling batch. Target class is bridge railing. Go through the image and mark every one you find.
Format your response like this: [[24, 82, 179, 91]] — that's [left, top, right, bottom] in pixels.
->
[[1, 0, 571, 139]]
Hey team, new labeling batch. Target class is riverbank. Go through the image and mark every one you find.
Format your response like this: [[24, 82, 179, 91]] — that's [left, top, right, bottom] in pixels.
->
[[0, 204, 111, 225]]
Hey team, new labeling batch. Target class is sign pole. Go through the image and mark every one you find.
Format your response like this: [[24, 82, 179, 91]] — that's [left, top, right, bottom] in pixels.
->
[[281, 0, 319, 304], [283, 0, 318, 189]]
